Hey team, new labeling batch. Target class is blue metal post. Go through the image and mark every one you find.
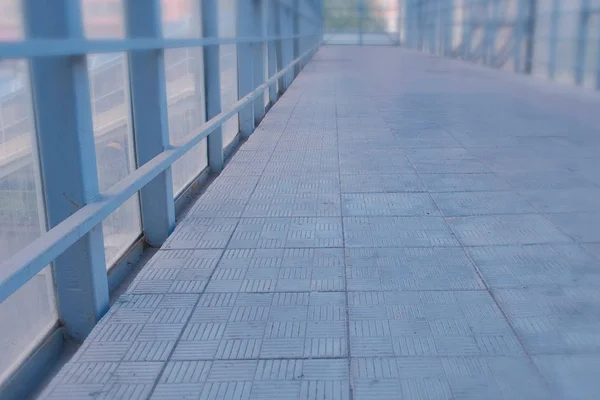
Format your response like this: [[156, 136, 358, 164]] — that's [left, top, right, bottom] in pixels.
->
[[125, 0, 176, 247], [293, 0, 301, 76], [575, 0, 590, 85], [275, 0, 286, 93], [23, 0, 109, 341], [462, 4, 472, 59], [359, 0, 364, 46], [282, 4, 294, 90], [523, 0, 537, 75], [267, 0, 279, 104], [253, 0, 266, 124], [596, 16, 600, 90], [202, 0, 225, 172], [514, 0, 526, 71], [548, 0, 559, 79], [237, 0, 255, 138], [445, 0, 454, 56], [489, 0, 499, 65]]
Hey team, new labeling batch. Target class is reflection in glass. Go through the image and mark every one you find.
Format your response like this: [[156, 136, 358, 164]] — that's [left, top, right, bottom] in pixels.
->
[[162, 0, 208, 194], [219, 0, 240, 147], [0, 58, 58, 384], [82, 0, 142, 266]]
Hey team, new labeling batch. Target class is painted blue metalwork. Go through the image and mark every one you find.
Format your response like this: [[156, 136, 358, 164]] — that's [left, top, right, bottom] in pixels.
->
[[125, 0, 176, 247], [462, 3, 472, 59], [22, 0, 109, 341], [575, 0, 590, 85], [267, 0, 279, 105], [0, 44, 319, 306], [275, 0, 287, 94], [548, 0, 560, 79], [202, 0, 225, 173], [0, 0, 322, 390], [523, 0, 537, 75], [445, 0, 454, 56], [596, 15, 600, 90], [513, 0, 526, 72], [293, 0, 301, 76], [0, 34, 314, 59], [358, 0, 364, 46], [237, 0, 256, 138], [252, 0, 266, 124]]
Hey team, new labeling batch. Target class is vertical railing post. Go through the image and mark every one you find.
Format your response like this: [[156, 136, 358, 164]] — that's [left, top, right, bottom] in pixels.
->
[[524, 0, 537, 75], [253, 0, 266, 124], [202, 0, 224, 172], [548, 0, 560, 79], [595, 18, 600, 90], [237, 0, 255, 138], [359, 0, 364, 46], [125, 0, 176, 247], [514, 0, 526, 72], [445, 0, 454, 56], [283, 4, 294, 89], [23, 0, 109, 340], [293, 0, 301, 76], [575, 0, 590, 85], [267, 0, 279, 104], [396, 0, 402, 46], [462, 5, 472, 59], [275, 0, 286, 93], [418, 0, 424, 50]]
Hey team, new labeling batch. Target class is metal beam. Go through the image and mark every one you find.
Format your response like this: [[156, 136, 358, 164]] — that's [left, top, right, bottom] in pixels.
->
[[0, 43, 322, 306], [524, 0, 537, 75], [548, 0, 560, 79], [202, 0, 225, 172], [267, 0, 279, 104], [253, 0, 266, 123], [575, 0, 590, 85], [125, 0, 176, 247], [23, 0, 109, 341], [237, 0, 256, 137]]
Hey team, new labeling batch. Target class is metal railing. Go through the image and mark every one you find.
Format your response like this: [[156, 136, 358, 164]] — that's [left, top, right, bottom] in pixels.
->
[[402, 0, 600, 90], [0, 0, 322, 392]]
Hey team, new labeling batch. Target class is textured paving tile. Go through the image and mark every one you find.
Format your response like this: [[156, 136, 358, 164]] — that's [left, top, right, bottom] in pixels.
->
[[344, 216, 459, 247], [494, 287, 600, 354], [545, 212, 600, 243], [39, 46, 600, 400], [432, 191, 536, 216], [447, 214, 572, 246], [228, 217, 343, 248], [340, 173, 426, 193], [534, 355, 600, 400], [420, 173, 511, 192], [518, 188, 600, 213], [341, 193, 440, 216], [345, 247, 484, 290], [467, 244, 600, 287]]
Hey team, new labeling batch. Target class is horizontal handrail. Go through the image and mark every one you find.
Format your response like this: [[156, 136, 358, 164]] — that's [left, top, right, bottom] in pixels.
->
[[0, 43, 320, 304], [0, 34, 318, 59]]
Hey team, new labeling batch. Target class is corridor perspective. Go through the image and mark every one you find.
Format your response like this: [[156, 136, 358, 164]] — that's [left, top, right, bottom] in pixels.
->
[[3, 0, 600, 399], [38, 45, 600, 399]]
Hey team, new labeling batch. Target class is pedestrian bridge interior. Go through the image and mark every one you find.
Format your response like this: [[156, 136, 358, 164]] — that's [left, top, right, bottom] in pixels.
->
[[2, 1, 600, 399]]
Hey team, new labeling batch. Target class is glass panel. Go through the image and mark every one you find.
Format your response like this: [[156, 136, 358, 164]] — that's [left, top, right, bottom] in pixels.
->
[[0, 0, 23, 41], [219, 0, 239, 147], [0, 57, 58, 383], [83, 1, 141, 266], [87, 53, 141, 266], [81, 0, 126, 39], [162, 0, 207, 195]]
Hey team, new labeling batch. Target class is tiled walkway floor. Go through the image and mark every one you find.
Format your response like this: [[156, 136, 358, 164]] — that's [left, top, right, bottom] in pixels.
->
[[41, 46, 600, 399]]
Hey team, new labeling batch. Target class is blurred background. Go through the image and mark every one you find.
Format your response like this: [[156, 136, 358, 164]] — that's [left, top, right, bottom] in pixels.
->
[[2, 0, 600, 391]]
